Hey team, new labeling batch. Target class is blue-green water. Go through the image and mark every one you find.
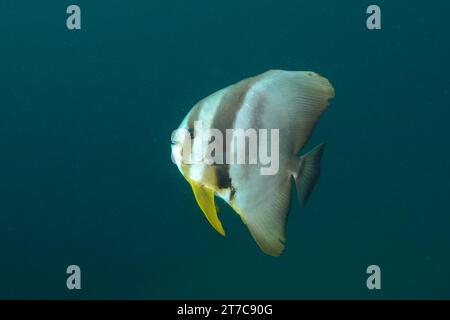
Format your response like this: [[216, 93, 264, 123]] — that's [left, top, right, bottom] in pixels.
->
[[0, 1, 449, 299]]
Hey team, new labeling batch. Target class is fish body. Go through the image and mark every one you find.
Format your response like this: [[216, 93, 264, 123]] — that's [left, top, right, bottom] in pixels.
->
[[171, 70, 335, 256]]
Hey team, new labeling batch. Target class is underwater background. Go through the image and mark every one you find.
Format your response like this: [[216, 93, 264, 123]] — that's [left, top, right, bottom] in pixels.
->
[[0, 0, 449, 299]]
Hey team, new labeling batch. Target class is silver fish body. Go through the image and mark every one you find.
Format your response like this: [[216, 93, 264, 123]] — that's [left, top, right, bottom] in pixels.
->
[[171, 70, 335, 256]]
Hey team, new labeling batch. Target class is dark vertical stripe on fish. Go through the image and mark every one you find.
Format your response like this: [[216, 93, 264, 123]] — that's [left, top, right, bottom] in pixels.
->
[[210, 77, 258, 192]]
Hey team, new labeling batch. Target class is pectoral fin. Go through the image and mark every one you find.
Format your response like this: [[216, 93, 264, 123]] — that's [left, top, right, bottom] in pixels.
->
[[189, 180, 225, 236]]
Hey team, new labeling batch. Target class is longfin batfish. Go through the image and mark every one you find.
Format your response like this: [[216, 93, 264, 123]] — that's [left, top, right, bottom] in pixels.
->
[[171, 70, 335, 256]]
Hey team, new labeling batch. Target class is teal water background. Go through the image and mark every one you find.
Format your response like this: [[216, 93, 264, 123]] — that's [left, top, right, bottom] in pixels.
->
[[0, 1, 449, 299]]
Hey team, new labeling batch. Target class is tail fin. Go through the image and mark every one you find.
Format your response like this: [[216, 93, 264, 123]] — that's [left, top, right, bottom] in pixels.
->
[[295, 143, 326, 207]]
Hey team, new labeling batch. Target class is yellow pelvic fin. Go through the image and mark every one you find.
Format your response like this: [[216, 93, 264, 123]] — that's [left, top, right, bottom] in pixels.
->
[[189, 180, 225, 236]]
